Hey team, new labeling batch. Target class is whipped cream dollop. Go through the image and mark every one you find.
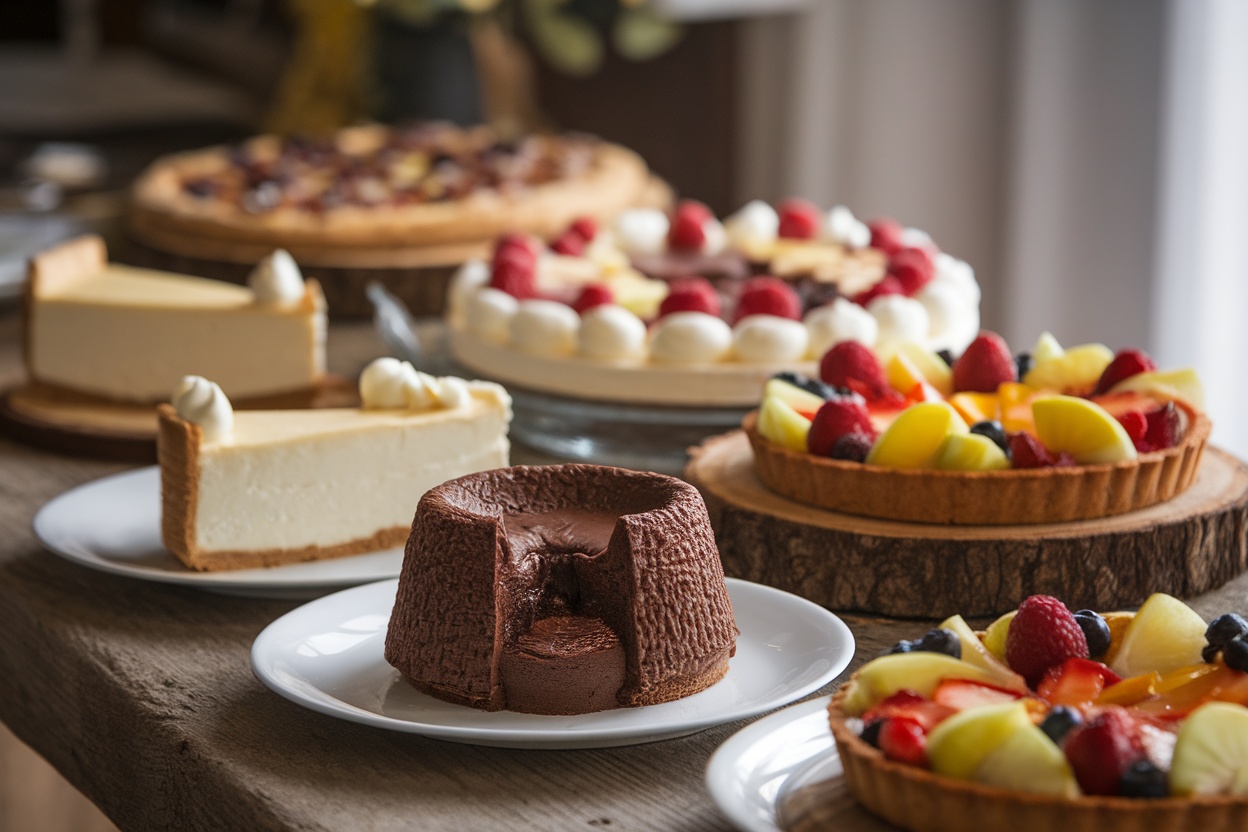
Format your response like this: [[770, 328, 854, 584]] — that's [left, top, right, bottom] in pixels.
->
[[915, 282, 965, 346], [248, 249, 305, 306], [359, 357, 471, 411], [701, 216, 728, 255], [932, 252, 981, 306], [825, 205, 871, 249], [447, 259, 490, 326], [900, 227, 934, 249], [465, 287, 519, 343], [732, 315, 809, 363], [579, 304, 647, 360], [614, 209, 670, 255], [650, 312, 733, 364], [804, 298, 879, 357], [869, 295, 931, 346], [510, 300, 580, 356], [173, 375, 233, 443], [724, 200, 779, 251]]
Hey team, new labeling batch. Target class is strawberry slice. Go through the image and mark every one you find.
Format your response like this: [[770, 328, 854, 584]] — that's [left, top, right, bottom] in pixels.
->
[[878, 716, 929, 767], [931, 679, 1024, 712], [1063, 707, 1147, 795], [1037, 657, 1122, 708], [863, 690, 956, 733]]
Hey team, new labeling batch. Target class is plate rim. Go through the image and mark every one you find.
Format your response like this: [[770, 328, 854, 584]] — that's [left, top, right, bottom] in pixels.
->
[[706, 694, 838, 832], [250, 577, 854, 747], [32, 466, 405, 590]]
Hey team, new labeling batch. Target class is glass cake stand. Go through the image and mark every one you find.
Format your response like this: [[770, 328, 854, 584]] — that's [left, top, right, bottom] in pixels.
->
[[370, 284, 749, 475]]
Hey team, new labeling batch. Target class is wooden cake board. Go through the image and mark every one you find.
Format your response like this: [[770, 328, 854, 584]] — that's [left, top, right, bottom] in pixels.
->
[[0, 377, 359, 464], [685, 430, 1248, 618]]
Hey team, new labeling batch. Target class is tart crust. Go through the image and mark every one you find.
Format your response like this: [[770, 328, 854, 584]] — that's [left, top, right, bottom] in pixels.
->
[[827, 681, 1248, 832], [745, 405, 1211, 525], [157, 405, 407, 571]]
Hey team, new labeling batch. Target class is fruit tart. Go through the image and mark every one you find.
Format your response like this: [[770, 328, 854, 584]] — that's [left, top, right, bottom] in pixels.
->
[[445, 204, 981, 407], [828, 593, 1248, 832], [747, 330, 1210, 524]]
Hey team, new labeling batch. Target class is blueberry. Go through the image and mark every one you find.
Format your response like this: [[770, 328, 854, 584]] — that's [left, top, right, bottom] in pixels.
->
[[1224, 636, 1248, 673], [771, 371, 840, 401], [1039, 706, 1082, 745], [969, 420, 1011, 456], [886, 639, 916, 656], [860, 719, 883, 748], [1073, 610, 1112, 659], [1015, 351, 1033, 380], [917, 628, 962, 659], [1119, 759, 1168, 799], [1203, 643, 1222, 663], [830, 433, 873, 463], [1205, 613, 1248, 649], [936, 349, 955, 368]]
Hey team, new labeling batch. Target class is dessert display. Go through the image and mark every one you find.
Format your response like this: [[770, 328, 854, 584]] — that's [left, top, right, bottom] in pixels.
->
[[384, 464, 738, 715], [829, 593, 1248, 832], [24, 235, 326, 403], [445, 200, 982, 406], [157, 358, 511, 571], [748, 330, 1209, 523]]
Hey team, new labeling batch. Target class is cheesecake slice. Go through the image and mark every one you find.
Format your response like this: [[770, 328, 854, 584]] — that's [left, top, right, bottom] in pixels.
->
[[25, 235, 325, 402], [158, 359, 512, 571]]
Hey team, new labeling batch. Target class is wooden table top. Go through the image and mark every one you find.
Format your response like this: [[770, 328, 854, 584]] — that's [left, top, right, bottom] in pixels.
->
[[0, 307, 1245, 832]]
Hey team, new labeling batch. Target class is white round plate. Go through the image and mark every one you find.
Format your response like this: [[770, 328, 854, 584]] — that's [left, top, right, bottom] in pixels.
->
[[33, 467, 404, 599], [707, 696, 843, 832], [251, 577, 855, 749]]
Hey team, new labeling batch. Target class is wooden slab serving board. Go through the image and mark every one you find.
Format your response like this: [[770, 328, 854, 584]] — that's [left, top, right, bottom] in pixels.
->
[[0, 376, 359, 463], [685, 430, 1248, 618]]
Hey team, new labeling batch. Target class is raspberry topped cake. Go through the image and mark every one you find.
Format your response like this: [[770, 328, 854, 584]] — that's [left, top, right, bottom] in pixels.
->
[[747, 329, 1209, 523], [829, 593, 1248, 832], [446, 202, 981, 407], [130, 123, 654, 266]]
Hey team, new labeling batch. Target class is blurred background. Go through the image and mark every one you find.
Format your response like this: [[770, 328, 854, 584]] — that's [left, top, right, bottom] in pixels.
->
[[0, 0, 1245, 825]]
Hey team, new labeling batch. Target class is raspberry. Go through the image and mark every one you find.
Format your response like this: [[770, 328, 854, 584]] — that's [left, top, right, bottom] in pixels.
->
[[490, 256, 537, 299], [569, 216, 598, 241], [734, 276, 801, 322], [572, 284, 613, 314], [1093, 348, 1157, 395], [952, 331, 1017, 393], [868, 218, 905, 255], [550, 230, 587, 257], [888, 247, 935, 295], [820, 341, 893, 402], [492, 233, 541, 269], [1008, 432, 1056, 469], [852, 274, 904, 308], [667, 200, 713, 252], [1144, 401, 1179, 451], [807, 397, 876, 456], [777, 198, 821, 240], [657, 277, 720, 319], [1005, 594, 1090, 688]]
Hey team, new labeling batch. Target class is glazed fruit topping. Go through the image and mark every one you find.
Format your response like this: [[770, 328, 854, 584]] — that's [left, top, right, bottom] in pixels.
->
[[1007, 431, 1074, 469], [657, 276, 719, 319], [1074, 610, 1113, 659], [667, 200, 713, 251], [807, 397, 877, 457], [820, 342, 898, 403], [1094, 348, 1158, 395], [889, 628, 962, 659], [878, 717, 929, 766], [1037, 657, 1122, 708], [734, 276, 802, 322], [887, 247, 935, 296], [952, 332, 1017, 394], [931, 679, 1023, 711], [968, 420, 1010, 455], [1063, 707, 1148, 796], [1039, 705, 1083, 744], [777, 198, 822, 240], [1120, 759, 1169, 798], [771, 371, 845, 401], [830, 434, 873, 462], [1205, 614, 1248, 662], [1006, 595, 1090, 688]]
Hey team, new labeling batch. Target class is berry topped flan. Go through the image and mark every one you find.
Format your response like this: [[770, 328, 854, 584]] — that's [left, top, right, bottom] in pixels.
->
[[747, 330, 1209, 524], [829, 593, 1248, 832], [445, 202, 981, 407]]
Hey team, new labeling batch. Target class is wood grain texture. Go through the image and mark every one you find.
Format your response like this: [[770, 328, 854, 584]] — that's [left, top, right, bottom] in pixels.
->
[[687, 430, 1248, 618]]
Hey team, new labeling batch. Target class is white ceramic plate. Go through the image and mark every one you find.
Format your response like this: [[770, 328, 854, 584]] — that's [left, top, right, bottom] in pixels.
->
[[251, 577, 855, 749], [707, 696, 846, 832], [33, 467, 404, 598]]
